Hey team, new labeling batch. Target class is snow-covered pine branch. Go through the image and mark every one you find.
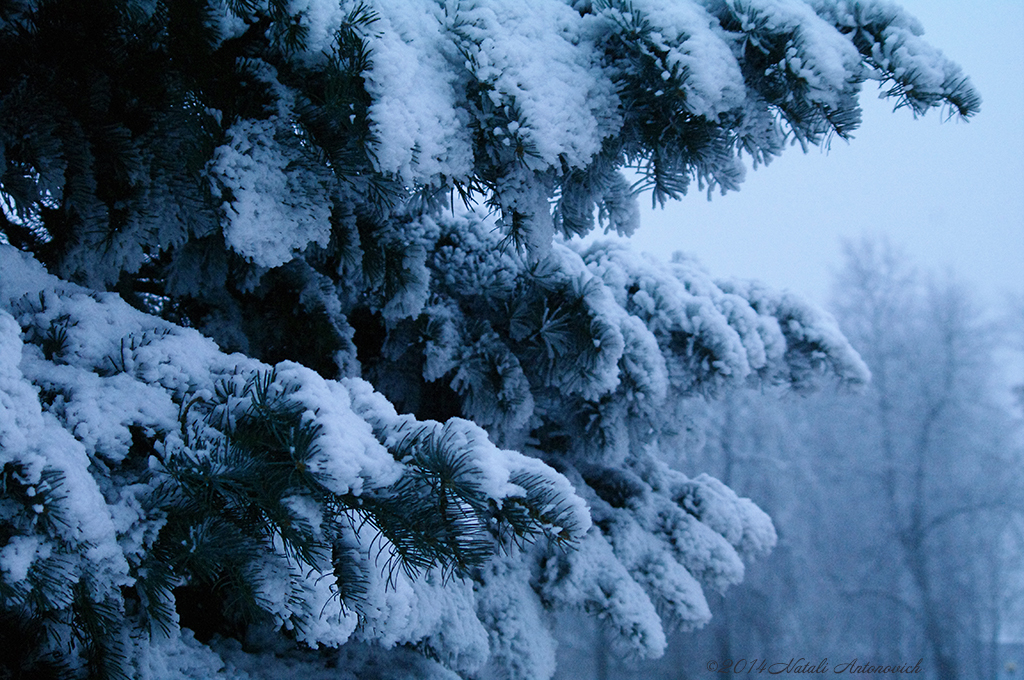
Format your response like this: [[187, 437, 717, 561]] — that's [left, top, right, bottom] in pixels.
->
[[0, 0, 975, 678]]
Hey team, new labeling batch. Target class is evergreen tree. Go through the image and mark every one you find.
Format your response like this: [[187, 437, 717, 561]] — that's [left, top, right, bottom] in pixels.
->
[[0, 1, 978, 678]]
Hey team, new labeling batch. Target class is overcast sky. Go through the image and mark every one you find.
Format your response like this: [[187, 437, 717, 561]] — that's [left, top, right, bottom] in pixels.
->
[[602, 0, 1024, 308]]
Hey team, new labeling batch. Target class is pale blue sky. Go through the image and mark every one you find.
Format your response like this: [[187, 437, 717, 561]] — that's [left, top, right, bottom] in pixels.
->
[[604, 0, 1024, 307]]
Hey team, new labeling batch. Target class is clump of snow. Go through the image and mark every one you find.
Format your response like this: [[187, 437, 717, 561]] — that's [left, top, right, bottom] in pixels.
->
[[677, 473, 778, 561], [136, 628, 250, 680], [362, 0, 475, 184], [716, 276, 871, 387], [288, 0, 345, 59], [0, 535, 48, 583], [206, 0, 251, 47], [539, 530, 668, 658], [723, 0, 863, 109], [453, 0, 621, 170], [210, 117, 332, 268], [476, 557, 558, 680], [614, 0, 748, 118], [276, 362, 404, 495]]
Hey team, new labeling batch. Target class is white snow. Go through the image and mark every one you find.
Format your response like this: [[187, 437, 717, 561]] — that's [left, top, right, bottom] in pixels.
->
[[622, 0, 748, 118], [452, 0, 621, 170], [363, 0, 475, 184], [210, 117, 332, 268]]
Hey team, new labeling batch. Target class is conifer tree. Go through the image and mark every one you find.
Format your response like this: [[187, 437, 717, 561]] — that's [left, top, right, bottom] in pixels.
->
[[0, 1, 978, 678]]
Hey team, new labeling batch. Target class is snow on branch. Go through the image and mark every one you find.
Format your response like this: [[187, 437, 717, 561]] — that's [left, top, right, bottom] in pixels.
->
[[0, 244, 587, 676]]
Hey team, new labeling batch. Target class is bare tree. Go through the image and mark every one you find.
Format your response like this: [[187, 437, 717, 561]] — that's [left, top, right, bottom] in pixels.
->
[[822, 239, 1024, 679]]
